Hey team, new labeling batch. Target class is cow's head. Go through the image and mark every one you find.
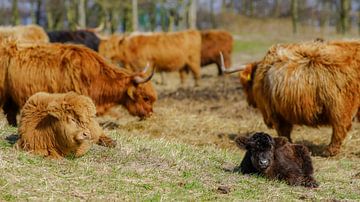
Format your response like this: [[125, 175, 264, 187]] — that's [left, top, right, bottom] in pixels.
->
[[99, 35, 126, 65], [46, 92, 96, 155], [235, 132, 275, 172], [218, 52, 258, 108], [239, 63, 258, 107], [124, 66, 157, 119]]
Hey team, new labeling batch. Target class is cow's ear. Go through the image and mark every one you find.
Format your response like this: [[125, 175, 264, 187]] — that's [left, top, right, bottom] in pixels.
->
[[235, 136, 249, 150], [274, 137, 288, 148], [127, 85, 136, 100], [47, 101, 63, 119], [240, 68, 252, 83]]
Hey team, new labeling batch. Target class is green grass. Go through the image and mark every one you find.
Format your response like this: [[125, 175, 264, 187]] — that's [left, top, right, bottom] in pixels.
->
[[233, 40, 274, 54], [0, 125, 359, 201]]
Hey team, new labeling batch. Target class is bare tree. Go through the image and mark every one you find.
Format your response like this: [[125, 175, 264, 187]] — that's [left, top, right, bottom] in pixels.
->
[[291, 0, 298, 34], [66, 0, 78, 30], [12, 0, 20, 25], [339, 0, 350, 34], [78, 0, 86, 28], [210, 0, 216, 28], [189, 0, 197, 29], [273, 0, 282, 17], [132, 0, 138, 31]]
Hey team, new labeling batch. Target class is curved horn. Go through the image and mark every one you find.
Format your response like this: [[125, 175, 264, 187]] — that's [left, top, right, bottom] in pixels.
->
[[219, 52, 247, 74], [133, 63, 155, 84], [93, 22, 105, 32]]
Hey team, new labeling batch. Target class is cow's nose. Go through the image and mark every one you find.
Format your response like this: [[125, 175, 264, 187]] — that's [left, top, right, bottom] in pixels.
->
[[259, 159, 268, 166], [83, 131, 90, 139]]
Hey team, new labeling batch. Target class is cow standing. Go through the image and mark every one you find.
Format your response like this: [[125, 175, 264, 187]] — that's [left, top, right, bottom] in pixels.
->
[[99, 30, 202, 86], [221, 40, 360, 156], [200, 30, 233, 75], [47, 30, 100, 51], [0, 40, 157, 126], [0, 24, 49, 43]]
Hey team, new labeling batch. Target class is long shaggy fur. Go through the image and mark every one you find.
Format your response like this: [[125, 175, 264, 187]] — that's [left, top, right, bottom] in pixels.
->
[[99, 30, 201, 84], [0, 40, 157, 125], [0, 25, 49, 43], [47, 30, 100, 51], [240, 40, 360, 156], [16, 92, 116, 159], [235, 132, 318, 188], [200, 30, 233, 75]]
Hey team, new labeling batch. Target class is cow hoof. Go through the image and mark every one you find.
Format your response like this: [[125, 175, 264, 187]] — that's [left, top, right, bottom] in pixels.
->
[[321, 147, 340, 157], [303, 179, 319, 188]]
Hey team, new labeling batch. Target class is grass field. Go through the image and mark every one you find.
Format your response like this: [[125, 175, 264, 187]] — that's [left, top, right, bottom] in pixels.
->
[[1, 30, 360, 200]]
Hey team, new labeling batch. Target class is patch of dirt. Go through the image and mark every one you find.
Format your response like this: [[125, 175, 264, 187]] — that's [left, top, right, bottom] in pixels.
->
[[217, 185, 231, 194]]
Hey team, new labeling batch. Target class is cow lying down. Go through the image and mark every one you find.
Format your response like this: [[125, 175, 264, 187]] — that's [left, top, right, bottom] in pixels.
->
[[235, 132, 318, 188], [15, 92, 116, 159]]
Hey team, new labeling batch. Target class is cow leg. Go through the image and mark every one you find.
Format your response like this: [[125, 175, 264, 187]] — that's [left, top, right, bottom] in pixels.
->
[[273, 119, 293, 142], [179, 69, 187, 85], [96, 134, 116, 148], [186, 63, 201, 87], [324, 122, 351, 157], [160, 72, 167, 85], [3, 98, 19, 126]]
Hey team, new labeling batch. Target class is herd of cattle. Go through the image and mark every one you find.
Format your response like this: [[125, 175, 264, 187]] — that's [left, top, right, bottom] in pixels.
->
[[0, 24, 359, 187]]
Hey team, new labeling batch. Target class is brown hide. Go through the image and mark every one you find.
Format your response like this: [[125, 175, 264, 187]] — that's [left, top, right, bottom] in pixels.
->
[[0, 40, 157, 125], [200, 30, 233, 75], [0, 25, 49, 43], [99, 30, 201, 85], [240, 41, 360, 156], [16, 92, 115, 159]]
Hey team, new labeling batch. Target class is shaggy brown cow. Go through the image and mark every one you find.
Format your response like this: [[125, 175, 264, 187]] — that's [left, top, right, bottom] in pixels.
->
[[235, 132, 318, 188], [0, 24, 49, 42], [98, 30, 201, 85], [221, 40, 360, 156], [200, 30, 233, 75], [16, 92, 116, 159], [0, 40, 157, 126]]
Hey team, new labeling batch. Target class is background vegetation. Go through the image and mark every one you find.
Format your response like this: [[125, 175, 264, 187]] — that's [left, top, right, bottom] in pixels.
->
[[0, 0, 360, 201]]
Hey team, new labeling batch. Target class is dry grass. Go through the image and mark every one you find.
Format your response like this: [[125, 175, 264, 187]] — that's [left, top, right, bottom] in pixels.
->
[[1, 23, 360, 200]]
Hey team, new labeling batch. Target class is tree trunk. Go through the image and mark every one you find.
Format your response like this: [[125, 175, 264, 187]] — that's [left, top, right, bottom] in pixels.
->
[[273, 0, 282, 17], [210, 0, 216, 28], [318, 0, 330, 35], [132, 0, 138, 31], [123, 2, 132, 32], [12, 0, 20, 25], [160, 0, 167, 31], [249, 0, 254, 17], [340, 0, 350, 34], [78, 0, 86, 29], [35, 0, 42, 25], [189, 0, 197, 29], [46, 2, 54, 30], [66, 0, 77, 30], [291, 0, 299, 34]]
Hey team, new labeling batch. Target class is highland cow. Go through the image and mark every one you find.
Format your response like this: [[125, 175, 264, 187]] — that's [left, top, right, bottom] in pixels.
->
[[0, 24, 49, 43], [47, 30, 100, 51], [235, 132, 319, 188], [200, 30, 233, 75], [0, 40, 157, 126], [16, 92, 116, 159], [98, 30, 201, 85], [221, 40, 360, 156]]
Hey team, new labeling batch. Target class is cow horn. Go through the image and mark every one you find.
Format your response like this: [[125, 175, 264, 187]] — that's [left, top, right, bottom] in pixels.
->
[[93, 22, 105, 32], [219, 52, 247, 74], [133, 63, 155, 84]]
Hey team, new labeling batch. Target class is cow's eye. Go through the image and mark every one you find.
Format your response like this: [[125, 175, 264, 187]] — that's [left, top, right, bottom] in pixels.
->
[[143, 96, 150, 102]]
